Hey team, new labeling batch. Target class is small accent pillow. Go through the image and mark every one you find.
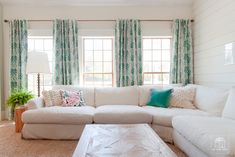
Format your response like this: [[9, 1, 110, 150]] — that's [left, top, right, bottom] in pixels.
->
[[170, 86, 196, 109], [42, 90, 63, 107], [61, 90, 86, 107], [147, 88, 173, 108]]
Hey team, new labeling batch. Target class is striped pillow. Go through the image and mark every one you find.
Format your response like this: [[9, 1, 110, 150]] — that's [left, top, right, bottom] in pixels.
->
[[42, 90, 63, 107]]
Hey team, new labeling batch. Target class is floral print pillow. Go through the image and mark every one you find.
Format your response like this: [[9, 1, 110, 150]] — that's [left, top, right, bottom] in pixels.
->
[[61, 90, 86, 107]]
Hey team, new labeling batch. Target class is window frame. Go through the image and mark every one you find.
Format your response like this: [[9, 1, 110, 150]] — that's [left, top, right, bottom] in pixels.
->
[[27, 36, 53, 94], [142, 36, 172, 85], [82, 36, 114, 87]]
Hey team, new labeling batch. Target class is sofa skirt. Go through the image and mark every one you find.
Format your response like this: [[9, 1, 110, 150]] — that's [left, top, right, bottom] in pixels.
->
[[151, 124, 173, 143], [22, 124, 85, 140], [173, 130, 208, 157]]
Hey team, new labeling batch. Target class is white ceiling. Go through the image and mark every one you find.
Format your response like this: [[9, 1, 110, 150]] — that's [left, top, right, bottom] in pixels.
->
[[0, 0, 193, 7]]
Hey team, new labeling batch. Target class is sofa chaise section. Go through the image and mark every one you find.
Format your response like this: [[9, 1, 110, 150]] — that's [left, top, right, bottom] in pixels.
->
[[173, 116, 235, 157], [143, 106, 210, 142]]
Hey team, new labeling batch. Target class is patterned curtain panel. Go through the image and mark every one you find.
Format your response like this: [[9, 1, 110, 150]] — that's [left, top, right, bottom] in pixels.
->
[[170, 19, 193, 85], [53, 19, 79, 85], [10, 20, 28, 92], [115, 19, 143, 87]]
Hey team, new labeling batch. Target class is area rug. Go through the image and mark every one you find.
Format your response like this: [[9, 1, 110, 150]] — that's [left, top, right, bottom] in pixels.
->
[[0, 121, 186, 157]]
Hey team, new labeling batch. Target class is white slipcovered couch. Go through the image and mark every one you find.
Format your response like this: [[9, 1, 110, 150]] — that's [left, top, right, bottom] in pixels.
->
[[22, 84, 235, 157]]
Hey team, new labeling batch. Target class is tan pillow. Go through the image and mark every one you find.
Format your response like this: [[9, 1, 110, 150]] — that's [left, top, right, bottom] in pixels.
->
[[42, 90, 63, 107], [170, 86, 196, 109]]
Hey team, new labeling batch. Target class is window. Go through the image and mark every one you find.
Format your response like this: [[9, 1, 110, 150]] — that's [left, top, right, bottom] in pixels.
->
[[27, 36, 53, 95], [143, 37, 171, 85], [83, 37, 113, 87]]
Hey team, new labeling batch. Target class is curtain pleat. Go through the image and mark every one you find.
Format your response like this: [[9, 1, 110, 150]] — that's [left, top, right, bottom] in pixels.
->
[[10, 20, 28, 92], [170, 19, 193, 85], [53, 19, 79, 85], [115, 19, 143, 87]]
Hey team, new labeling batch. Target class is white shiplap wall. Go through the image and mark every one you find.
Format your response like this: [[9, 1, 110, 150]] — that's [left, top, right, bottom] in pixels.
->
[[193, 0, 235, 89]]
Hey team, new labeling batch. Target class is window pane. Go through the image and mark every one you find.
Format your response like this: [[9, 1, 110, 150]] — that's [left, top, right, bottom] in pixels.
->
[[162, 50, 170, 61], [85, 39, 93, 50], [85, 50, 93, 61], [103, 62, 112, 73], [43, 75, 53, 85], [94, 51, 103, 61], [103, 51, 112, 61], [153, 74, 162, 84], [162, 62, 170, 72], [103, 39, 112, 50], [153, 62, 161, 72], [163, 74, 169, 84], [144, 62, 152, 72], [28, 39, 34, 51], [35, 39, 44, 51], [44, 39, 53, 51], [94, 74, 103, 85], [84, 74, 94, 85], [143, 51, 152, 61], [144, 74, 152, 84], [103, 74, 112, 85], [152, 51, 161, 61], [143, 39, 151, 49], [94, 62, 102, 72], [153, 39, 161, 49], [85, 62, 93, 72], [94, 40, 102, 50], [162, 39, 170, 49]]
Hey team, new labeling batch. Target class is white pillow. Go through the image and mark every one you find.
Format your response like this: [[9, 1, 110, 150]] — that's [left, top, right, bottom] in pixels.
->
[[193, 85, 229, 116], [222, 88, 235, 120], [170, 86, 196, 109]]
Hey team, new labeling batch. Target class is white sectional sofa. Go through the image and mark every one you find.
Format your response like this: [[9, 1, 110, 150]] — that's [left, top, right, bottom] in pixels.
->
[[22, 84, 235, 157]]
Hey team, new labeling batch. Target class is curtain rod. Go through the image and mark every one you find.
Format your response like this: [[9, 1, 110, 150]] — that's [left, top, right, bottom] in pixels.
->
[[4, 19, 194, 23]]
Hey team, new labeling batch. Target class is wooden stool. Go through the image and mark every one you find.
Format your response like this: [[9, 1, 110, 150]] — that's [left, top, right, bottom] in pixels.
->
[[15, 106, 26, 133]]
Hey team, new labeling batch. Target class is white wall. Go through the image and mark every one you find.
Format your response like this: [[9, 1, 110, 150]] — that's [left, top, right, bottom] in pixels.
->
[[2, 5, 192, 118], [193, 0, 235, 89]]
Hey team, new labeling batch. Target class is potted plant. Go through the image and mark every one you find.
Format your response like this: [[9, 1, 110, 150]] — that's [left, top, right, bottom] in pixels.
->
[[6, 90, 34, 119]]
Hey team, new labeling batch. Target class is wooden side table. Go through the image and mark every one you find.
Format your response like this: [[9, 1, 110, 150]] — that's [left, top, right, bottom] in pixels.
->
[[15, 106, 27, 133]]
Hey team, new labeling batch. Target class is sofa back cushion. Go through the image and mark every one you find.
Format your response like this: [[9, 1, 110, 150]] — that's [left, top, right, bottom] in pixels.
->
[[95, 86, 139, 107], [222, 88, 235, 120], [52, 85, 95, 106], [193, 85, 229, 116]]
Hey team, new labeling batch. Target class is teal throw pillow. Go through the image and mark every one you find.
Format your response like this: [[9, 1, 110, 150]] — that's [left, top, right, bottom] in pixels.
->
[[147, 88, 173, 108]]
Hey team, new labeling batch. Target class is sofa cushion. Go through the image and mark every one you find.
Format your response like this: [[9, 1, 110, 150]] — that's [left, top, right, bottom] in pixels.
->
[[143, 106, 210, 127], [94, 105, 152, 124], [22, 106, 95, 124], [193, 85, 229, 116], [95, 86, 139, 107], [52, 85, 95, 106], [173, 116, 235, 157], [222, 88, 235, 120]]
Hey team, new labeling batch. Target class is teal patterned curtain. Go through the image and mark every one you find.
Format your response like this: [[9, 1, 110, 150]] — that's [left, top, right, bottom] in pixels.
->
[[115, 19, 143, 87], [170, 19, 193, 85], [10, 20, 28, 92], [53, 19, 79, 85]]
